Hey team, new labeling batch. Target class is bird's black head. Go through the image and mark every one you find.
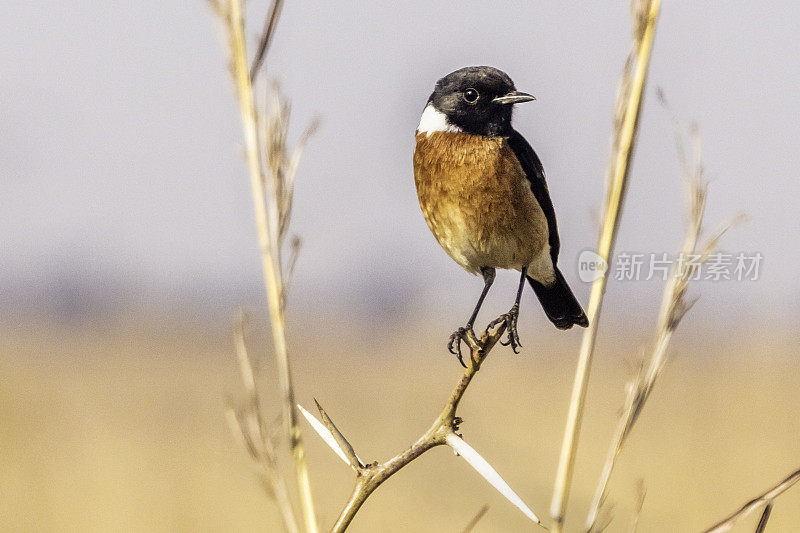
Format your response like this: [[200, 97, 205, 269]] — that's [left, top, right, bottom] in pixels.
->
[[426, 66, 534, 137]]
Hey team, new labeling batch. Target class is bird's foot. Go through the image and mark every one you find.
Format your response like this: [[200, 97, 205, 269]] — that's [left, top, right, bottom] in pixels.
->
[[489, 303, 522, 354], [448, 326, 477, 368]]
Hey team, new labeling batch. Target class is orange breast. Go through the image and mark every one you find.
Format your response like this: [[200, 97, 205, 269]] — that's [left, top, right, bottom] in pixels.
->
[[413, 131, 548, 273]]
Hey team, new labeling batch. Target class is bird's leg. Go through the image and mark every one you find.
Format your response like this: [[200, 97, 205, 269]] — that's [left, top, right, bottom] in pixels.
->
[[448, 267, 495, 367], [489, 266, 527, 354]]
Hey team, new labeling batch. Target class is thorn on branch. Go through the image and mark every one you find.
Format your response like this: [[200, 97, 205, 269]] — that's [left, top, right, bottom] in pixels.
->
[[755, 503, 772, 533], [298, 403, 363, 470], [314, 399, 365, 471], [445, 433, 543, 527]]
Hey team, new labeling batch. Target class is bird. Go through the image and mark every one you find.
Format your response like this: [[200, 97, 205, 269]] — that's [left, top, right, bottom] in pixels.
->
[[413, 66, 588, 365]]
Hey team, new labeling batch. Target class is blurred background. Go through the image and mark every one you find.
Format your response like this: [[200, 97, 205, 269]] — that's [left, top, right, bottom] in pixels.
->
[[2, 1, 799, 531]]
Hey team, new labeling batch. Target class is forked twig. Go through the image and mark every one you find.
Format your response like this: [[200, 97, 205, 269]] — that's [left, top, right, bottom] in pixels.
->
[[330, 322, 509, 531], [702, 468, 800, 533], [301, 321, 543, 532]]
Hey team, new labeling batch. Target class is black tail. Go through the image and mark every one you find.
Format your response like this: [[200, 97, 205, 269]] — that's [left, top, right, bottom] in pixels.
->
[[528, 268, 589, 330]]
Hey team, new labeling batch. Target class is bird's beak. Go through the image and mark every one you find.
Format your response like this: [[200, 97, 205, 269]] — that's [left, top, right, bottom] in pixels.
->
[[492, 91, 536, 105]]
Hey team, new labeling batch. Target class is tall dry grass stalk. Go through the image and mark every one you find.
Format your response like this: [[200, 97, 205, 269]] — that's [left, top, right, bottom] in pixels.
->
[[549, 1, 660, 530], [210, 1, 319, 531], [585, 121, 739, 530]]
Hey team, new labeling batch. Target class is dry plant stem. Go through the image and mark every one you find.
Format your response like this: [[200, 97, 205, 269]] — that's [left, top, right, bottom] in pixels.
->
[[270, 471, 302, 533], [250, 0, 284, 81], [231, 314, 300, 533], [586, 113, 741, 529], [549, 1, 660, 530], [585, 174, 706, 529], [331, 324, 508, 532], [227, 408, 300, 533], [702, 467, 800, 533], [462, 505, 490, 533], [627, 480, 646, 533], [584, 262, 676, 527], [225, 1, 317, 531]]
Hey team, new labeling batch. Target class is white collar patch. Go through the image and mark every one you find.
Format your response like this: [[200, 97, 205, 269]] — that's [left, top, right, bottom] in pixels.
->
[[416, 104, 462, 136]]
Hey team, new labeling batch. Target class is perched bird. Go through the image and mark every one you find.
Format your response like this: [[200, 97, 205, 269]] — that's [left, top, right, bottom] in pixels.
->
[[413, 66, 588, 364]]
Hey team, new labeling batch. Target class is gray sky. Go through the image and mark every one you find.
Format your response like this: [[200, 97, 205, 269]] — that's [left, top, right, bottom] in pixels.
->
[[2, 2, 799, 330]]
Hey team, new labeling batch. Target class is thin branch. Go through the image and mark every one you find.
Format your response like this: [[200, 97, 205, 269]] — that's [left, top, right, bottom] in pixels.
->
[[306, 321, 541, 532], [702, 467, 800, 533], [549, 1, 661, 530], [626, 480, 646, 533], [232, 311, 273, 461], [226, 404, 299, 533], [229, 312, 298, 531], [250, 0, 285, 81], [233, 310, 257, 395], [281, 235, 302, 311]]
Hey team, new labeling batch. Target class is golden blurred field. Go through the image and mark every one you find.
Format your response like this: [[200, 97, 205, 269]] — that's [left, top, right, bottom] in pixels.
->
[[1, 319, 798, 532]]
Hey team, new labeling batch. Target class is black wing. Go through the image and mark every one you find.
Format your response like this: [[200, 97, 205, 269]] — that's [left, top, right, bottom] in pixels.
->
[[507, 128, 560, 263]]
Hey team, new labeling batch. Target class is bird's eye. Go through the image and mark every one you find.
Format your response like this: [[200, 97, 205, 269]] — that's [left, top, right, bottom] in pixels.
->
[[463, 88, 479, 103]]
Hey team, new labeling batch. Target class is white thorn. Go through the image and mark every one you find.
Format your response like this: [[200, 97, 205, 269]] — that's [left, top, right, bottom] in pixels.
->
[[297, 404, 353, 467], [446, 434, 541, 524]]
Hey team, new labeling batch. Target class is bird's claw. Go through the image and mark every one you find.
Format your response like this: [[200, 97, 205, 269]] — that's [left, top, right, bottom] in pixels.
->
[[447, 327, 474, 367], [489, 303, 522, 354]]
